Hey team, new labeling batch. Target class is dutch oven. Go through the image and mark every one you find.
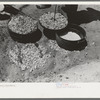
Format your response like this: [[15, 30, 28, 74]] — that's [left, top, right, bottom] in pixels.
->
[[56, 24, 87, 51], [8, 14, 42, 43], [39, 12, 68, 40]]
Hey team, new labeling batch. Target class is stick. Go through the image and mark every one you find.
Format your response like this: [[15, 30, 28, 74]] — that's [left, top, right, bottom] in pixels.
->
[[54, 5, 57, 21]]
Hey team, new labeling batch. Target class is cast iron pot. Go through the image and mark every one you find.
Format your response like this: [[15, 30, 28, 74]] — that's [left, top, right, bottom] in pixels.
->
[[56, 24, 87, 51], [0, 14, 10, 26], [0, 14, 10, 20], [8, 27, 42, 43], [36, 5, 51, 9], [43, 26, 68, 40], [40, 21, 68, 40]]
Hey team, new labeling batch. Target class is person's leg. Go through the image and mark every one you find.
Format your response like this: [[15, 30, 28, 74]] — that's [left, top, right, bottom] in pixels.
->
[[60, 5, 78, 23]]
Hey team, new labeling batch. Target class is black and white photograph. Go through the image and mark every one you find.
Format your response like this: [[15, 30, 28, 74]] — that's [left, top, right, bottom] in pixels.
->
[[1, 3, 100, 83]]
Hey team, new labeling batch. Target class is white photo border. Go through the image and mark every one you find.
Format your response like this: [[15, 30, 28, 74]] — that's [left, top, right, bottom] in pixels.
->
[[0, 1, 100, 98]]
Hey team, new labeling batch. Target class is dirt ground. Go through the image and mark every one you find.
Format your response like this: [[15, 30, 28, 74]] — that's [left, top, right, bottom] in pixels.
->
[[1, 5, 100, 82]]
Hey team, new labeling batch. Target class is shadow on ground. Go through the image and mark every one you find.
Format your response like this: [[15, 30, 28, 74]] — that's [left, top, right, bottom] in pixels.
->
[[61, 5, 100, 25]]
